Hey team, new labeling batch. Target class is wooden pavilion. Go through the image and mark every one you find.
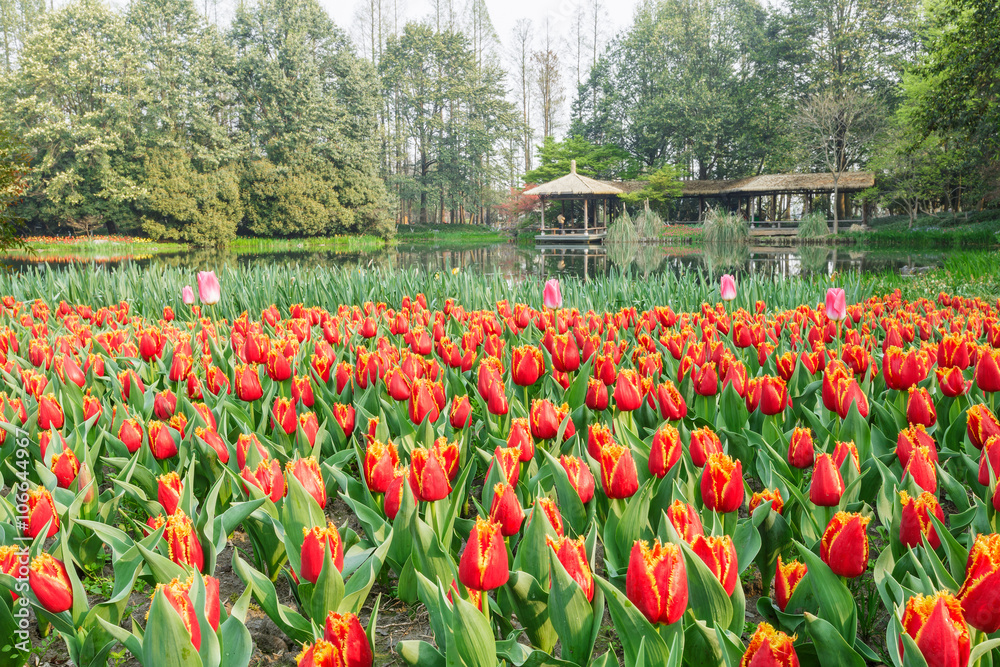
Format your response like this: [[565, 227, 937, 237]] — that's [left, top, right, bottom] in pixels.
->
[[523, 160, 622, 244]]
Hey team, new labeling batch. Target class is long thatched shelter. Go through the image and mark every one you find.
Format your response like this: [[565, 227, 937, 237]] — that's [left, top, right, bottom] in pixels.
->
[[523, 160, 623, 242]]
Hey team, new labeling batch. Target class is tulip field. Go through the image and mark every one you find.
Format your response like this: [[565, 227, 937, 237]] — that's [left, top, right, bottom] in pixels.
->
[[4, 260, 1000, 667]]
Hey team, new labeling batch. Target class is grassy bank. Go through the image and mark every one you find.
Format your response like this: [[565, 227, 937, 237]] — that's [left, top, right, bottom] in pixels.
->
[[392, 222, 505, 246], [844, 210, 1000, 247], [230, 235, 385, 253]]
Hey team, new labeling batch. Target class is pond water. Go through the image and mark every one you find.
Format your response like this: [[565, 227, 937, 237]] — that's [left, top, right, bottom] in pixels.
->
[[1, 241, 972, 279]]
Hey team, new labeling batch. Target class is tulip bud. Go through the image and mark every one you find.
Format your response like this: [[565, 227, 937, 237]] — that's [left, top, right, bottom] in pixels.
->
[[899, 491, 944, 550], [758, 375, 791, 416], [787, 427, 815, 469], [665, 500, 704, 543], [625, 539, 687, 625], [458, 517, 508, 591], [820, 511, 869, 578], [957, 534, 1000, 632], [147, 420, 178, 460], [903, 445, 938, 494], [559, 455, 595, 503], [585, 378, 609, 411], [408, 446, 451, 502], [742, 623, 799, 667], [0, 546, 25, 602], [292, 375, 315, 407], [967, 404, 1000, 450], [586, 422, 614, 459], [774, 556, 807, 612], [321, 612, 373, 667], [750, 488, 784, 515], [599, 443, 639, 499], [489, 482, 524, 536], [158, 472, 183, 515], [153, 389, 177, 420], [271, 396, 297, 435], [692, 362, 719, 396], [905, 387, 936, 427], [511, 345, 545, 386], [648, 424, 682, 478], [613, 369, 643, 412], [487, 446, 520, 488], [241, 456, 284, 501], [982, 437, 1000, 485], [408, 378, 441, 424], [897, 424, 937, 468], [82, 393, 102, 423], [547, 535, 594, 602], [155, 578, 201, 649], [50, 448, 79, 489], [164, 510, 204, 572], [701, 452, 744, 513], [809, 453, 845, 507], [300, 523, 344, 584], [657, 380, 687, 420], [531, 399, 563, 441], [900, 592, 970, 667], [29, 553, 73, 613], [383, 467, 407, 520], [936, 367, 970, 398], [976, 348, 1000, 393], [449, 394, 472, 429], [364, 440, 399, 493], [690, 426, 723, 467], [332, 403, 356, 438], [37, 393, 64, 431], [534, 497, 565, 537], [691, 534, 739, 596], [25, 487, 59, 538], [234, 364, 264, 402], [287, 457, 326, 508], [832, 440, 860, 473]]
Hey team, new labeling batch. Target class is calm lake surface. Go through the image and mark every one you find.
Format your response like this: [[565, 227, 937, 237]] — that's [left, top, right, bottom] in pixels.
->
[[2, 241, 974, 279]]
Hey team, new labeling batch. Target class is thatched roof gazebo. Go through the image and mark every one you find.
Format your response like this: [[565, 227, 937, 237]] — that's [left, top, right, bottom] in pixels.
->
[[523, 160, 622, 243]]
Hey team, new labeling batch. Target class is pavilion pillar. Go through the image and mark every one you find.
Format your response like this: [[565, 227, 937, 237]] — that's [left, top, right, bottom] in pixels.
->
[[584, 198, 589, 235], [862, 201, 869, 226], [770, 194, 777, 221], [540, 197, 545, 234], [699, 196, 705, 222]]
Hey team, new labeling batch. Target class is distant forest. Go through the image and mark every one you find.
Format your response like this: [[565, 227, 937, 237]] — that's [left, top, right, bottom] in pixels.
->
[[0, 0, 996, 243]]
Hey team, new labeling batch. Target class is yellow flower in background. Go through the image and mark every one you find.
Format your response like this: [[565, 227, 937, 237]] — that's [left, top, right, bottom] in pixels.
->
[[452, 267, 460, 275]]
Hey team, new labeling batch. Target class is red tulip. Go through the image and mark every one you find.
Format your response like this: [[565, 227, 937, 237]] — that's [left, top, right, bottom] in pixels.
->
[[750, 488, 784, 515], [614, 369, 643, 412], [903, 445, 938, 494], [241, 458, 285, 503], [234, 364, 264, 402], [599, 443, 639, 499], [585, 378, 609, 411], [139, 327, 165, 361], [157, 578, 201, 649], [300, 523, 345, 583], [820, 511, 869, 578], [267, 348, 293, 382], [656, 380, 687, 420], [364, 440, 399, 493], [0, 546, 24, 602], [287, 457, 326, 507], [560, 455, 595, 503], [158, 472, 183, 515], [236, 432, 269, 469], [758, 375, 791, 415], [900, 592, 970, 667], [271, 396, 297, 435], [37, 393, 64, 430], [148, 420, 178, 460], [774, 556, 807, 611], [899, 491, 944, 550], [937, 367, 971, 397], [690, 426, 723, 467], [957, 534, 1000, 632], [164, 510, 204, 572], [809, 453, 845, 507], [449, 394, 472, 429], [25, 488, 59, 538], [383, 468, 406, 520], [489, 482, 524, 536], [907, 387, 937, 427], [547, 535, 594, 601], [788, 427, 815, 469], [691, 534, 739, 596], [649, 424, 681, 478], [967, 404, 1000, 450], [408, 446, 451, 501], [625, 539, 687, 625], [153, 389, 178, 420], [938, 335, 971, 370], [701, 453, 743, 513], [323, 611, 374, 667], [458, 517, 508, 591], [328, 403, 354, 438], [530, 399, 572, 441], [487, 446, 521, 488], [50, 448, 79, 489], [511, 345, 545, 386], [408, 378, 440, 424], [292, 375, 315, 407], [833, 440, 860, 473], [29, 553, 73, 613], [550, 333, 580, 373], [535, 497, 565, 537], [692, 362, 719, 396], [508, 418, 534, 461], [666, 500, 704, 543], [976, 348, 1000, 393], [742, 623, 799, 667]]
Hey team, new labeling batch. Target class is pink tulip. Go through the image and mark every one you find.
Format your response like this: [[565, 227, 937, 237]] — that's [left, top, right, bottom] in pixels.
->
[[720, 274, 736, 302], [825, 288, 847, 321], [543, 279, 562, 309], [197, 272, 221, 305], [182, 286, 195, 305]]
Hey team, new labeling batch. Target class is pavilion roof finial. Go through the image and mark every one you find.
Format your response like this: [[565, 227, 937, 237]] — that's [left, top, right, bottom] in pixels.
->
[[570, 159, 577, 174]]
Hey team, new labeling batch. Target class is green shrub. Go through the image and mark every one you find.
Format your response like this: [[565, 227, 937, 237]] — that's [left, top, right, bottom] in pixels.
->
[[702, 209, 749, 245], [797, 211, 829, 239]]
